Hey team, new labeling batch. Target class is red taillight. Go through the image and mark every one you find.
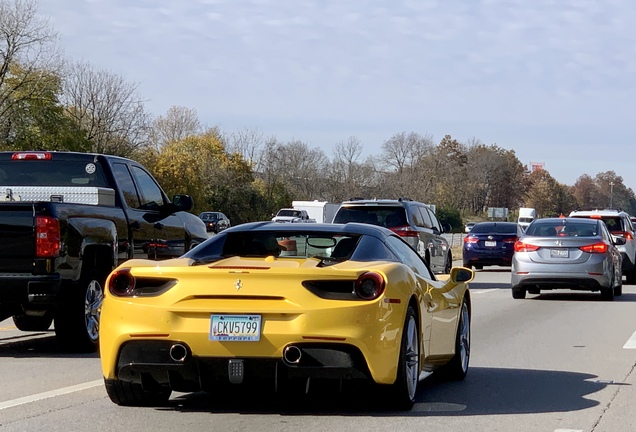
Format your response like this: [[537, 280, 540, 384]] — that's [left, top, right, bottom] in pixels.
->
[[12, 152, 52, 160], [354, 272, 385, 300], [503, 236, 518, 244], [612, 231, 632, 240], [35, 216, 60, 258], [589, 214, 602, 219], [579, 242, 608, 254], [390, 226, 419, 238], [108, 268, 136, 296], [464, 236, 478, 244], [514, 241, 540, 252]]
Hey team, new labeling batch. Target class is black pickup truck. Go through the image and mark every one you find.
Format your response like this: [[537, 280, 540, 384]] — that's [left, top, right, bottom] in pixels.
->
[[0, 151, 209, 351]]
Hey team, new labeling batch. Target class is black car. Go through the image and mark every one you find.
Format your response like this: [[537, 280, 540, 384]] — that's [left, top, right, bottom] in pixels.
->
[[199, 212, 231, 233], [462, 221, 524, 270]]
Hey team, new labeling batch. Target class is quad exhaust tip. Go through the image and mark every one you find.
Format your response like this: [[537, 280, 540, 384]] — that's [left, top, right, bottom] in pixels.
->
[[169, 343, 189, 362], [283, 345, 302, 365]]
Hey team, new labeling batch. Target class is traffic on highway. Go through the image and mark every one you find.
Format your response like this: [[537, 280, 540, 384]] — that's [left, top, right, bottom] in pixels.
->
[[2, 266, 635, 432]]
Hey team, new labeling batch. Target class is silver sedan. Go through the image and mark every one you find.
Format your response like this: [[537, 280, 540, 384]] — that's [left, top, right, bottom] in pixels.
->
[[511, 217, 624, 301]]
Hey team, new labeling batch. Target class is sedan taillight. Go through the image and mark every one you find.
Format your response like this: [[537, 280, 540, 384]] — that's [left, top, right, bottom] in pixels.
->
[[463, 236, 478, 244], [514, 241, 540, 252], [503, 236, 518, 244], [579, 242, 608, 254]]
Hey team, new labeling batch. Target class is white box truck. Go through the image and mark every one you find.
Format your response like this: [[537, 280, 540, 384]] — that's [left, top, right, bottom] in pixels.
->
[[292, 200, 340, 223], [518, 207, 537, 230]]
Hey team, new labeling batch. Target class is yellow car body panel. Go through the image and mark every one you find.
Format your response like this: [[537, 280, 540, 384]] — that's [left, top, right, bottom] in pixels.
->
[[100, 256, 471, 386]]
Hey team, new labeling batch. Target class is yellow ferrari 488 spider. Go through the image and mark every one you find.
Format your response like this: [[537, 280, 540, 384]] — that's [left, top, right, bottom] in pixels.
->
[[100, 222, 474, 410]]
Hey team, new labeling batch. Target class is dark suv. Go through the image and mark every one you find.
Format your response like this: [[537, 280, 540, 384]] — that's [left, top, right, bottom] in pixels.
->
[[332, 198, 452, 273], [199, 212, 231, 233]]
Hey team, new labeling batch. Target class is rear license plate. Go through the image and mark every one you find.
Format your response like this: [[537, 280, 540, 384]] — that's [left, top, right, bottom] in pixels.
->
[[550, 249, 569, 258], [210, 315, 262, 341], [484, 241, 497, 247]]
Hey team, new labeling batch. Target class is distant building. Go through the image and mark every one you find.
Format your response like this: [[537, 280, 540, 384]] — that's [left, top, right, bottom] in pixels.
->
[[529, 161, 545, 172]]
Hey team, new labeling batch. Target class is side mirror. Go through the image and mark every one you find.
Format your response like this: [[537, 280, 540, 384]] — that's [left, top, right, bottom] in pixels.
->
[[172, 194, 194, 212], [450, 267, 474, 284], [614, 237, 627, 246], [443, 224, 452, 233]]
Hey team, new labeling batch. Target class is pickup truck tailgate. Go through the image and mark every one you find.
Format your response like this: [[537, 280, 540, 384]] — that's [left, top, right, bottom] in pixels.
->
[[0, 203, 34, 272]]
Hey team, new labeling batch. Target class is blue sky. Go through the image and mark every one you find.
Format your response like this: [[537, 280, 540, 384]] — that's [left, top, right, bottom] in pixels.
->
[[39, 0, 636, 189]]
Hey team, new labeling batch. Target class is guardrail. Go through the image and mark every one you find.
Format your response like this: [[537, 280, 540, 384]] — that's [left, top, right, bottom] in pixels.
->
[[443, 233, 465, 248]]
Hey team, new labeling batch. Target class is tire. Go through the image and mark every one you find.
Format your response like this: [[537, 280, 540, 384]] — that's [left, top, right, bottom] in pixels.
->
[[12, 314, 53, 331], [439, 300, 470, 381], [512, 287, 526, 299], [626, 269, 636, 285], [387, 306, 419, 410], [444, 253, 452, 274], [473, 264, 483, 270], [104, 379, 171, 406], [55, 269, 106, 352], [600, 286, 615, 301], [614, 273, 623, 297]]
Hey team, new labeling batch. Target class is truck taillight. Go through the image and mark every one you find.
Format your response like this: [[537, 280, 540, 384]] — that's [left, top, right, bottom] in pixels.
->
[[36, 216, 60, 258]]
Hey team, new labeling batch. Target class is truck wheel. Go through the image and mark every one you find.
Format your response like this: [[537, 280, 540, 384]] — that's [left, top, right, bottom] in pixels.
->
[[12, 314, 53, 331], [104, 379, 171, 406], [55, 269, 106, 352], [443, 253, 452, 274]]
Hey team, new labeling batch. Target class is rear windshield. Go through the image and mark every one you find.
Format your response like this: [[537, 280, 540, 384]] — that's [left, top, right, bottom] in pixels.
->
[[200, 213, 220, 221], [277, 210, 302, 217], [0, 160, 109, 187], [470, 223, 517, 234], [600, 217, 624, 233], [333, 206, 407, 228], [185, 231, 397, 265], [526, 222, 598, 237], [571, 215, 625, 233]]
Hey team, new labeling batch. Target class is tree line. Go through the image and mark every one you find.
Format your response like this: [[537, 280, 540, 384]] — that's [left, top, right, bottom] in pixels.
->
[[2, 0, 635, 230]]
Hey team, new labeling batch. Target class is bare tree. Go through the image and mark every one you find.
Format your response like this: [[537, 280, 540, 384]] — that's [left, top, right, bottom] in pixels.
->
[[380, 131, 435, 199], [280, 140, 329, 200], [150, 105, 201, 149], [227, 127, 265, 168], [327, 136, 368, 200], [0, 0, 62, 144], [62, 60, 151, 156]]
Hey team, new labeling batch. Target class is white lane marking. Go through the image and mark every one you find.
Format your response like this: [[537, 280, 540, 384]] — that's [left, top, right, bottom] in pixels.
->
[[555, 429, 582, 432], [470, 289, 495, 295], [623, 331, 636, 349], [0, 379, 102, 410]]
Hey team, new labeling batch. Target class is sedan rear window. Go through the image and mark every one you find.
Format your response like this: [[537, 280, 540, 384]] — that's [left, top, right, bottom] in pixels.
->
[[471, 223, 518, 234], [526, 222, 598, 237]]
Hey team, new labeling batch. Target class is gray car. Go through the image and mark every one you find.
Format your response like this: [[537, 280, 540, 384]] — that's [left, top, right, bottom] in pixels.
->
[[511, 217, 624, 301], [332, 198, 452, 274]]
